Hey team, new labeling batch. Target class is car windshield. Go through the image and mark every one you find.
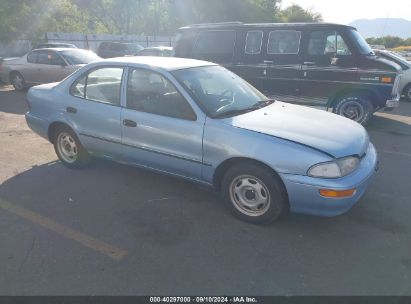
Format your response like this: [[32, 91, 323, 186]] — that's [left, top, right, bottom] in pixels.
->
[[348, 29, 374, 55], [172, 65, 271, 118], [126, 44, 143, 53], [59, 49, 100, 65]]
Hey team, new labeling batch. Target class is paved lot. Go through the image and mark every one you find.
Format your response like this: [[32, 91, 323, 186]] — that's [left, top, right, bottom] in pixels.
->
[[1, 84, 411, 295]]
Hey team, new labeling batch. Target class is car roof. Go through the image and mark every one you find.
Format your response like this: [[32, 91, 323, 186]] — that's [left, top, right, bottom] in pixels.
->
[[142, 46, 173, 51], [179, 22, 356, 30], [31, 47, 89, 52], [98, 56, 216, 71], [40, 43, 74, 46], [102, 41, 140, 45]]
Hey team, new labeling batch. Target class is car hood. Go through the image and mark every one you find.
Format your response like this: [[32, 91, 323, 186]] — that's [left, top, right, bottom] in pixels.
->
[[222, 102, 369, 158]]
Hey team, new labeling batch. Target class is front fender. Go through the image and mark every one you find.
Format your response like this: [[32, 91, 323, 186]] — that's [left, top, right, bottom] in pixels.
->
[[202, 119, 333, 184]]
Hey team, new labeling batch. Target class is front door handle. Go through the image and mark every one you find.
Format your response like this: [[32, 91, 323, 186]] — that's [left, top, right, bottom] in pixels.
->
[[123, 119, 137, 127], [66, 106, 77, 113], [264, 60, 273, 64], [303, 61, 315, 66]]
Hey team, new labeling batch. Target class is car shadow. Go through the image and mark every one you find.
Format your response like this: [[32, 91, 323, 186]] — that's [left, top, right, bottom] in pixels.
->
[[0, 157, 388, 242], [0, 85, 28, 115]]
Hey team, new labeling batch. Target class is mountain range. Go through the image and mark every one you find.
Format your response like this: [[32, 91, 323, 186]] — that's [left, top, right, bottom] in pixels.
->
[[349, 18, 411, 38]]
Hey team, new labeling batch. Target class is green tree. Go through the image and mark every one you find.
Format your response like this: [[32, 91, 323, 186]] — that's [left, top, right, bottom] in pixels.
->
[[0, 0, 323, 40], [280, 4, 322, 22], [366, 36, 411, 48]]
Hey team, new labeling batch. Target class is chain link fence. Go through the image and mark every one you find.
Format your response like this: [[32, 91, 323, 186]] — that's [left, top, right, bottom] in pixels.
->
[[0, 32, 175, 57]]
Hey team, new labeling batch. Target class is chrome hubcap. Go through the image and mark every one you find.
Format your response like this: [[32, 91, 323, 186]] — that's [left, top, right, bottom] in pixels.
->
[[340, 100, 365, 122], [57, 132, 78, 163], [229, 175, 271, 216], [12, 74, 23, 90]]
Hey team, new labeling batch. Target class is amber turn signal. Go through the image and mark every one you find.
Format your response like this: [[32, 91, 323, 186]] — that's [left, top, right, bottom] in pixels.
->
[[381, 77, 392, 83], [319, 189, 356, 198]]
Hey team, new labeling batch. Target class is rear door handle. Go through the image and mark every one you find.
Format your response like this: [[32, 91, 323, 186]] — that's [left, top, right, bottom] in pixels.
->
[[264, 60, 273, 64], [303, 61, 315, 66], [123, 119, 137, 127], [66, 106, 77, 113]]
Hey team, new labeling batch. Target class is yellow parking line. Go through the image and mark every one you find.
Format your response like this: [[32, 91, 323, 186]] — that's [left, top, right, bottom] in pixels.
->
[[0, 199, 127, 261]]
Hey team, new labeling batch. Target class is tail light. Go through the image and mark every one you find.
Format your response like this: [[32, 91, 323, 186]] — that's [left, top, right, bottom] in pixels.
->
[[25, 97, 31, 111]]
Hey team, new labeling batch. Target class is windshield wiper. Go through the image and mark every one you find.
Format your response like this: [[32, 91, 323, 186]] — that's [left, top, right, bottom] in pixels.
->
[[251, 99, 275, 109], [214, 100, 275, 118], [213, 108, 256, 118]]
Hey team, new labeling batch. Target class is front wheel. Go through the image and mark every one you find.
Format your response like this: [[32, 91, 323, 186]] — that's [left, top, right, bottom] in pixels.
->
[[10, 72, 26, 91], [403, 84, 411, 102], [53, 126, 90, 169], [221, 163, 288, 224], [333, 95, 373, 125]]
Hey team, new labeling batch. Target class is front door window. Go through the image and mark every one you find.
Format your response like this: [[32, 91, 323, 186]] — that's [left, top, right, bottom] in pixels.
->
[[307, 30, 352, 65]]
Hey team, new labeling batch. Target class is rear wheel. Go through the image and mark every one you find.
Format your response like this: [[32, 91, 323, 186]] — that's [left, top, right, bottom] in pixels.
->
[[333, 95, 373, 125], [403, 84, 411, 102], [53, 126, 90, 169], [221, 163, 288, 224], [10, 72, 26, 91]]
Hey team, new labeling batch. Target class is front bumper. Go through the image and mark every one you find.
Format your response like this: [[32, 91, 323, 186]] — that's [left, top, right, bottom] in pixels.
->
[[384, 93, 400, 110], [279, 143, 378, 217]]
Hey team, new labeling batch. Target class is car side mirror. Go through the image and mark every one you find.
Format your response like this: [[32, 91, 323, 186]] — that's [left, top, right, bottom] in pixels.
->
[[330, 57, 339, 65]]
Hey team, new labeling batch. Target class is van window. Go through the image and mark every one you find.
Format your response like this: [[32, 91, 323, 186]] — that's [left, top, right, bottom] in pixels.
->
[[267, 30, 301, 54], [308, 31, 352, 56], [192, 30, 235, 63], [245, 31, 263, 55]]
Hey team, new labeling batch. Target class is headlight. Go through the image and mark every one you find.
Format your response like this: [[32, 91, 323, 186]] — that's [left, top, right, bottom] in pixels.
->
[[308, 156, 359, 178]]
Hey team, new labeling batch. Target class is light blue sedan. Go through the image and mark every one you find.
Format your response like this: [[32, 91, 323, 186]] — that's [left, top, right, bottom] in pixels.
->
[[25, 57, 378, 224]]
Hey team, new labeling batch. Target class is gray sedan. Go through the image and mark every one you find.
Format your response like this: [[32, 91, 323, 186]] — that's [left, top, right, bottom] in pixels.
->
[[0, 48, 100, 91]]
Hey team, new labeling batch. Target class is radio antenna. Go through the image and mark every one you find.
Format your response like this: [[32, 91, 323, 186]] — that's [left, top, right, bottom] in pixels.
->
[[381, 11, 390, 38]]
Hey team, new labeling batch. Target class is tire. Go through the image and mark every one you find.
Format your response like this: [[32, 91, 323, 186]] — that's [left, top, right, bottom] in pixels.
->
[[221, 163, 288, 224], [333, 95, 373, 126], [53, 125, 90, 169], [403, 84, 411, 102], [10, 72, 26, 91]]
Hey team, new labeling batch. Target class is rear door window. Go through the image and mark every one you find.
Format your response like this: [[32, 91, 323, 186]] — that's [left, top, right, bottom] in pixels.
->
[[192, 30, 235, 63], [27, 51, 38, 63], [267, 30, 301, 54], [70, 67, 124, 106]]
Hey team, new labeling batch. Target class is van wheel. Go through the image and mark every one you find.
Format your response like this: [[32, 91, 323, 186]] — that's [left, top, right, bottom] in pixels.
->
[[53, 126, 90, 169], [403, 84, 411, 102], [10, 72, 26, 91], [333, 95, 373, 125], [221, 163, 288, 224]]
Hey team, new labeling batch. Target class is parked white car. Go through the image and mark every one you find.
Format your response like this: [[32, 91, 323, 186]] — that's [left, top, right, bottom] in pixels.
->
[[375, 50, 411, 101], [0, 48, 100, 91]]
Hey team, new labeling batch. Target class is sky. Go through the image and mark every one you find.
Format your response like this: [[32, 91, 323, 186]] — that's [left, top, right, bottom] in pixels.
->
[[280, 0, 411, 24]]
